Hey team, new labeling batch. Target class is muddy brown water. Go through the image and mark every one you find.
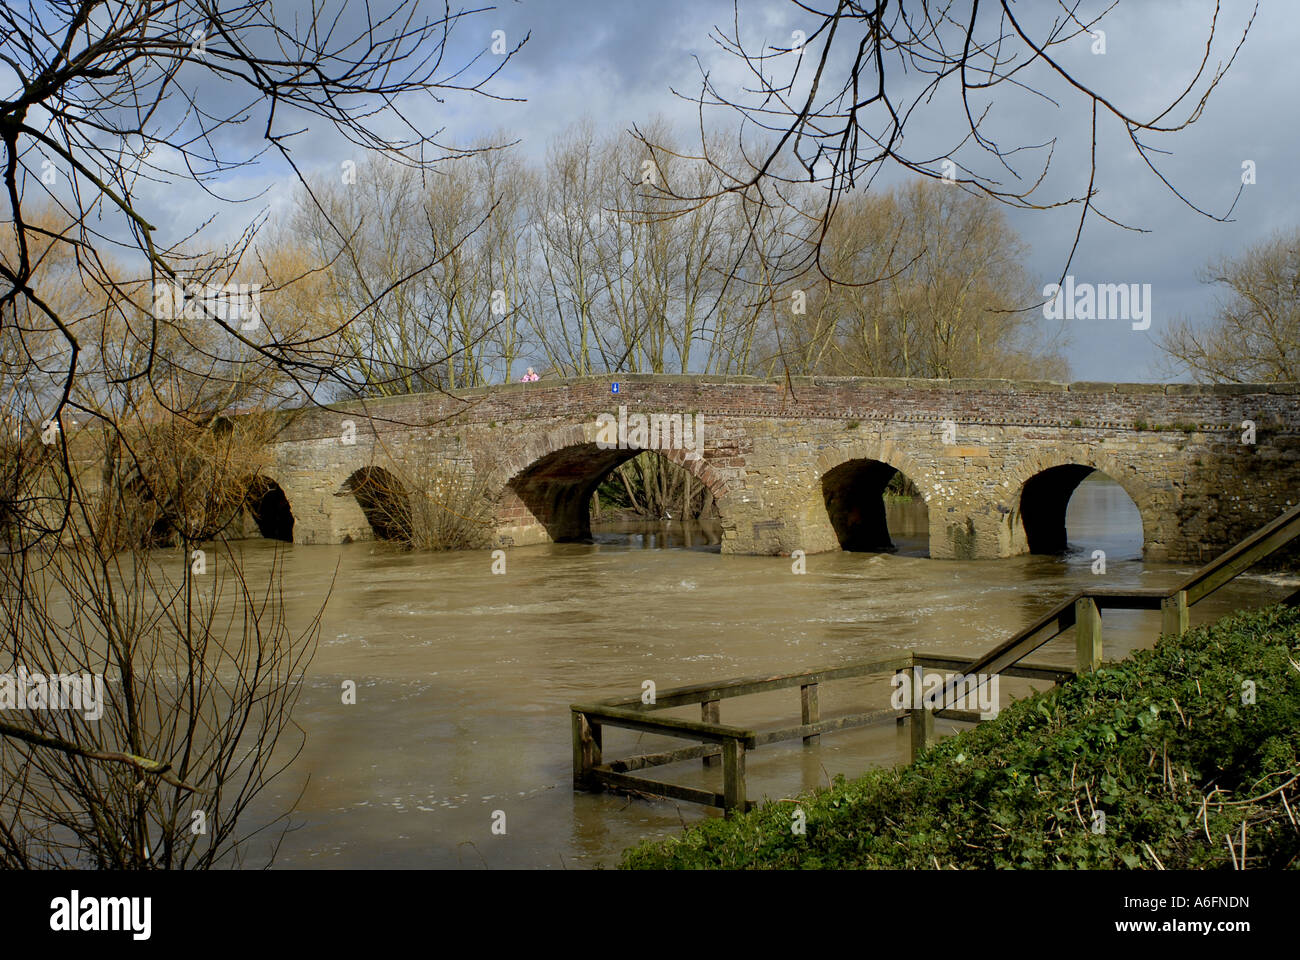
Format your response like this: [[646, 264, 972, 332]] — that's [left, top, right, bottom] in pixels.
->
[[219, 474, 1295, 868]]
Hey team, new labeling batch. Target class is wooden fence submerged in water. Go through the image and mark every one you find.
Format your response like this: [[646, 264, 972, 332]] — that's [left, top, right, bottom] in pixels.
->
[[571, 502, 1300, 813]]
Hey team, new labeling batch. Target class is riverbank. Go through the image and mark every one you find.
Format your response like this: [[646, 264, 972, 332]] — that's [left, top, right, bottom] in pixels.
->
[[621, 604, 1300, 869]]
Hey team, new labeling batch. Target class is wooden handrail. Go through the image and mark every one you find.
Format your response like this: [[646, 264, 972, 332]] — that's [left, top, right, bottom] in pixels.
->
[[1177, 502, 1300, 604], [958, 593, 1079, 683], [569, 701, 758, 746], [961, 501, 1300, 690], [595, 655, 914, 709]]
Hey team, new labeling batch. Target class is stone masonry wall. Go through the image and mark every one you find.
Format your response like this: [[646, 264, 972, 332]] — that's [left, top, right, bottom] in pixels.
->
[[263, 375, 1300, 562]]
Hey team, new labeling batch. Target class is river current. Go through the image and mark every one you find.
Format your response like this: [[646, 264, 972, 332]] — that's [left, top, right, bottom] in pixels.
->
[[223, 474, 1294, 868]]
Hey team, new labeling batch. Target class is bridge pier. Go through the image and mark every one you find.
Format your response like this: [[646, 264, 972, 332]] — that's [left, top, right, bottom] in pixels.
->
[[269, 440, 376, 545]]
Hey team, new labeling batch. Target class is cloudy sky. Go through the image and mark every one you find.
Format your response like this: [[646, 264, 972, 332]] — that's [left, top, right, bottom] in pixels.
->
[[25, 0, 1299, 383], [442, 0, 1298, 383]]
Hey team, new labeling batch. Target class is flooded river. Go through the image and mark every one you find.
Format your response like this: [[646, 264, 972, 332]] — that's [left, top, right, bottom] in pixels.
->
[[227, 474, 1295, 868]]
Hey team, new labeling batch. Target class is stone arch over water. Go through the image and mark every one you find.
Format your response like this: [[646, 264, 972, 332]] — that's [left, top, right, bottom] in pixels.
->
[[1010, 450, 1153, 557], [244, 475, 295, 542], [484, 423, 734, 545], [342, 466, 410, 541], [812, 440, 939, 556], [821, 458, 930, 553]]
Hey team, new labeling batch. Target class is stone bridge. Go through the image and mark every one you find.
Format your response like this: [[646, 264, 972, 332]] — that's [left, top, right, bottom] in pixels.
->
[[255, 375, 1300, 563]]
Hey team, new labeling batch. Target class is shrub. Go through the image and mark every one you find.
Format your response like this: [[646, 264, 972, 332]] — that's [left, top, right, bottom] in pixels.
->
[[622, 604, 1300, 870]]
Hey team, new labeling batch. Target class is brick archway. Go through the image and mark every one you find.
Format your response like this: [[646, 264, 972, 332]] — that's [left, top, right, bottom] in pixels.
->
[[481, 423, 735, 547]]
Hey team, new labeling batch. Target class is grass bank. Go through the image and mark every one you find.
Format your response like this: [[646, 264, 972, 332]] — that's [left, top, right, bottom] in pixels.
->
[[621, 604, 1300, 869]]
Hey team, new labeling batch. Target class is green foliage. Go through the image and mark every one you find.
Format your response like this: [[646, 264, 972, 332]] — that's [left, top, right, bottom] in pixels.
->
[[621, 604, 1300, 870]]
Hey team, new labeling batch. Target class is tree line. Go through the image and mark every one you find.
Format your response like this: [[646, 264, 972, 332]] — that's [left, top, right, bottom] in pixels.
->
[[267, 121, 1070, 398]]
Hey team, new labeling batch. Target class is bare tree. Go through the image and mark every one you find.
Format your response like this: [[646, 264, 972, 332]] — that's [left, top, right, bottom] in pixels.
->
[[532, 121, 611, 376], [631, 0, 1255, 372], [0, 408, 322, 869], [523, 121, 804, 378], [2, 1, 526, 418], [0, 0, 524, 867], [1158, 227, 1300, 383], [771, 180, 1068, 379]]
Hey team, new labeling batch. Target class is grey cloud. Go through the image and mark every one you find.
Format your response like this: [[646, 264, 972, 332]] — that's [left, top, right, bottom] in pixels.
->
[[105, 0, 1299, 381]]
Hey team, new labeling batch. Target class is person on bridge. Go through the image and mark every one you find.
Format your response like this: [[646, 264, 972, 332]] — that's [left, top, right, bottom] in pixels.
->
[[519, 367, 539, 382]]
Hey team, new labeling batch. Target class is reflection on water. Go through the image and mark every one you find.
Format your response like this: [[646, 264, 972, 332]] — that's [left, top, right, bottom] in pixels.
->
[[592, 518, 723, 551], [228, 475, 1295, 869]]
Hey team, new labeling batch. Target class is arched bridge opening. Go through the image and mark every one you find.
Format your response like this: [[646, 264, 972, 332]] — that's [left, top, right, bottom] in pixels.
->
[[821, 459, 929, 556], [1019, 466, 1143, 558], [344, 467, 410, 542], [504, 444, 722, 545], [592, 451, 723, 548], [244, 476, 294, 542]]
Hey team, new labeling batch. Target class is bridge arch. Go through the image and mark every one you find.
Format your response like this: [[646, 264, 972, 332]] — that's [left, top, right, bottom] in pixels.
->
[[342, 466, 410, 542], [482, 423, 734, 546], [1007, 448, 1154, 558], [815, 442, 938, 554], [242, 474, 295, 542]]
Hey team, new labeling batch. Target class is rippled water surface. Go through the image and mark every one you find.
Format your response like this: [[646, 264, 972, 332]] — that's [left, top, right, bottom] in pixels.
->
[[225, 474, 1294, 868]]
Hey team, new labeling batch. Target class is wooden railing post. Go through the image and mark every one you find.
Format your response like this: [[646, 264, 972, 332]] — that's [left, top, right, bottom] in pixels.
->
[[800, 682, 820, 744], [571, 710, 602, 788], [909, 705, 933, 762], [722, 737, 747, 814], [1161, 590, 1189, 637], [1075, 596, 1102, 674], [701, 699, 720, 767]]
